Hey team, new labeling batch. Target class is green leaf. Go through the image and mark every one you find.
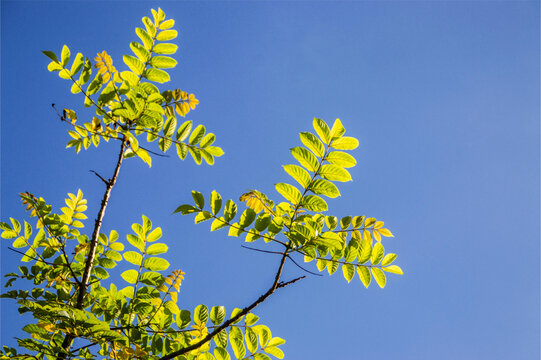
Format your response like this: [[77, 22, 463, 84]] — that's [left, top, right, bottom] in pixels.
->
[[146, 227, 162, 242], [173, 204, 199, 214], [254, 213, 271, 232], [357, 266, 371, 288], [245, 313, 259, 326], [319, 164, 352, 182], [382, 265, 403, 275], [290, 147, 319, 172], [210, 190, 222, 215], [200, 133, 216, 148], [194, 304, 209, 325], [301, 195, 328, 212], [153, 43, 178, 54], [130, 42, 150, 62], [195, 211, 212, 224], [210, 306, 226, 325], [176, 142, 188, 160], [156, 29, 178, 41], [144, 68, 170, 83], [326, 151, 356, 168], [342, 263, 355, 283], [265, 346, 284, 359], [331, 136, 359, 150], [12, 237, 26, 248], [224, 200, 237, 221], [381, 253, 397, 266], [60, 45, 70, 66], [149, 55, 177, 69], [159, 19, 175, 30], [143, 257, 170, 271], [124, 251, 143, 266], [371, 242, 384, 265], [283, 164, 311, 188], [146, 243, 168, 255], [239, 209, 256, 228], [358, 238, 372, 264], [275, 183, 301, 204], [245, 327, 258, 353], [371, 267, 386, 288], [121, 269, 139, 284], [136, 27, 153, 50], [123, 55, 145, 75], [254, 354, 271, 360], [69, 53, 84, 76], [329, 118, 346, 139], [309, 179, 340, 198], [211, 218, 228, 231], [314, 232, 343, 249], [214, 347, 231, 360], [192, 191, 205, 209], [42, 50, 58, 62], [313, 118, 331, 144], [176, 120, 193, 141], [267, 337, 286, 347], [206, 146, 224, 157], [188, 125, 205, 145], [139, 271, 163, 285], [229, 335, 246, 359], [135, 148, 152, 167], [299, 132, 324, 157], [127, 234, 145, 252]]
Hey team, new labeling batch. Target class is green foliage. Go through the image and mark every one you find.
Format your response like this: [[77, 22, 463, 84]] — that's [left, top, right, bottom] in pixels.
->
[[43, 8, 223, 167], [175, 118, 403, 288], [1, 7, 403, 360]]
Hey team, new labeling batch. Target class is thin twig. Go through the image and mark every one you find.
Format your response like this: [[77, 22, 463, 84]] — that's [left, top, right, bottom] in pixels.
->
[[241, 245, 283, 255], [286, 255, 322, 277], [89, 170, 109, 186]]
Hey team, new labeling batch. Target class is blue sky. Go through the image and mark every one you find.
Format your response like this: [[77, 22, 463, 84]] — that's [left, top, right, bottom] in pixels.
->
[[1, 1, 539, 359]]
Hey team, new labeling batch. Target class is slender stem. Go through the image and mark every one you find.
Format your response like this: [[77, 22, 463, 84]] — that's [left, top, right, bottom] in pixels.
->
[[57, 137, 127, 360], [158, 249, 301, 360]]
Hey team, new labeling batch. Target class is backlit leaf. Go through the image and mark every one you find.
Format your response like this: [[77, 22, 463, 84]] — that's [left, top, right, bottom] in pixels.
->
[[299, 132, 324, 157], [342, 263, 355, 283], [371, 267, 386, 288], [313, 118, 331, 144], [290, 147, 319, 172], [275, 183, 301, 204], [319, 164, 352, 182], [382, 265, 403, 275], [326, 151, 356, 168], [309, 179, 340, 198], [143, 257, 170, 271], [357, 266, 371, 288], [301, 195, 328, 212], [331, 136, 359, 150], [144, 68, 170, 83], [283, 164, 311, 188], [121, 269, 139, 284]]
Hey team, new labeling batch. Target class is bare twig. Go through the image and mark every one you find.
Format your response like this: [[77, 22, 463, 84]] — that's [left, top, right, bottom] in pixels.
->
[[89, 170, 109, 186], [286, 255, 322, 277]]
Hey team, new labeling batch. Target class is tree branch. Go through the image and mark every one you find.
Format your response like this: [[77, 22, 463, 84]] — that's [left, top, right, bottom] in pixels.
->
[[57, 137, 127, 360], [158, 248, 299, 360]]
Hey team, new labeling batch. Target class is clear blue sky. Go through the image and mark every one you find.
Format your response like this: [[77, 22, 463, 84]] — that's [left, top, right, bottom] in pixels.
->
[[1, 1, 539, 359]]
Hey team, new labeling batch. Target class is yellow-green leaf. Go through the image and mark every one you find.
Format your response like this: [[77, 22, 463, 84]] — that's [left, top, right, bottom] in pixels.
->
[[371, 267, 386, 288]]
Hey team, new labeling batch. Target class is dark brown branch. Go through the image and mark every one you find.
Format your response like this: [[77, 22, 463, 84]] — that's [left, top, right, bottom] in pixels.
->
[[57, 137, 127, 360], [89, 170, 109, 186], [158, 249, 298, 360]]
